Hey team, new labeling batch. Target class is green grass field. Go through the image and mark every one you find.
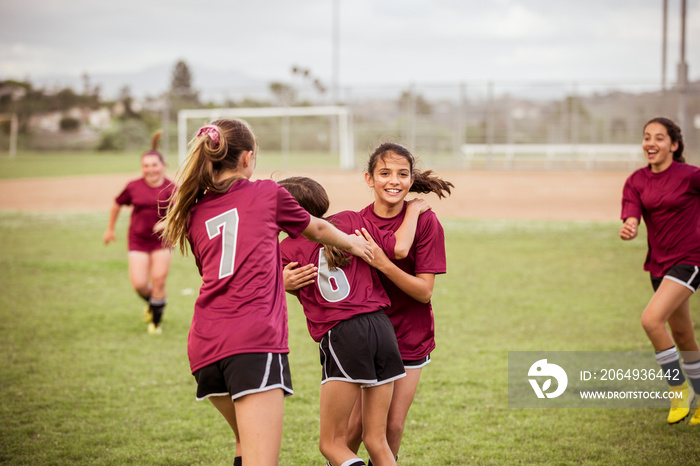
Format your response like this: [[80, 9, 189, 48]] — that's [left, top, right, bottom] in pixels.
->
[[1, 211, 699, 465], [1, 152, 699, 464], [0, 150, 346, 180]]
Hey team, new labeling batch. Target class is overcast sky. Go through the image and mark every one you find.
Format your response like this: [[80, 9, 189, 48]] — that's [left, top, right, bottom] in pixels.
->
[[1, 0, 698, 97]]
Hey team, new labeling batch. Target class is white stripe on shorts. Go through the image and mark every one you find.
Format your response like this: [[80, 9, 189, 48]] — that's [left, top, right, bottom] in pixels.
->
[[405, 354, 432, 370], [259, 353, 273, 388], [321, 330, 379, 386], [362, 372, 406, 388], [665, 265, 699, 292], [320, 343, 328, 379], [232, 353, 293, 400], [328, 329, 352, 379], [196, 392, 229, 401]]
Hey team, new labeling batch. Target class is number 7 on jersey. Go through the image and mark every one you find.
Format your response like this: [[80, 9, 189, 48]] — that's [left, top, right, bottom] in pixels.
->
[[205, 208, 240, 279]]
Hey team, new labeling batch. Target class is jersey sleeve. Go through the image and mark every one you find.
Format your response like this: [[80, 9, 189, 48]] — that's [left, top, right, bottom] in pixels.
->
[[361, 217, 397, 260], [690, 167, 700, 194], [275, 183, 311, 238], [413, 211, 446, 275], [620, 174, 643, 221], [115, 183, 132, 206], [279, 238, 293, 268]]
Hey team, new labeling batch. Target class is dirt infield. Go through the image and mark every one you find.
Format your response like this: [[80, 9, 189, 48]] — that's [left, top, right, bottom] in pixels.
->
[[0, 169, 630, 222]]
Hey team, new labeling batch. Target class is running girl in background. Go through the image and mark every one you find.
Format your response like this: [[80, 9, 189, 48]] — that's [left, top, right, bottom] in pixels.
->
[[620, 117, 700, 426], [279, 176, 431, 466], [349, 142, 453, 462], [159, 120, 373, 466], [103, 130, 175, 334]]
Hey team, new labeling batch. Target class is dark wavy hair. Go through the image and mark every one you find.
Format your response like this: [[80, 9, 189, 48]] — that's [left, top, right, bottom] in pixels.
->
[[644, 117, 685, 163], [366, 142, 454, 198]]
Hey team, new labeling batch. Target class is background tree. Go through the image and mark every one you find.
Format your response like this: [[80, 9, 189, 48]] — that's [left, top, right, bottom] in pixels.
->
[[169, 60, 199, 108], [399, 90, 432, 116], [269, 82, 296, 106], [117, 86, 140, 120]]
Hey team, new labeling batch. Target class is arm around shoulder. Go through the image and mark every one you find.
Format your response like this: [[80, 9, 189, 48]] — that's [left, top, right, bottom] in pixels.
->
[[302, 216, 373, 262], [393, 199, 432, 259], [378, 262, 435, 304], [360, 228, 434, 303]]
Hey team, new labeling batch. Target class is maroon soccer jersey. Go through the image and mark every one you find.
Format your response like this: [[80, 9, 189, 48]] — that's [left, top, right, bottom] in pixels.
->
[[280, 211, 396, 342], [621, 161, 700, 277], [360, 202, 446, 360], [115, 177, 176, 252], [186, 179, 311, 373]]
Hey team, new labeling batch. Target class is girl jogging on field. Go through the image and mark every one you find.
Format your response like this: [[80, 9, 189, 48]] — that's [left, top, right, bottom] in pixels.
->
[[159, 119, 373, 466], [620, 117, 700, 426], [103, 131, 175, 334], [279, 176, 431, 466]]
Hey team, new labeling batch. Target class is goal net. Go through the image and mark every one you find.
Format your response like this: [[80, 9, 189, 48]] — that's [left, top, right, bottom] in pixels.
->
[[177, 106, 354, 170]]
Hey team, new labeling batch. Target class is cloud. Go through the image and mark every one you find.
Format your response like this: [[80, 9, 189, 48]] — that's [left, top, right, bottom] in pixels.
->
[[0, 0, 697, 92]]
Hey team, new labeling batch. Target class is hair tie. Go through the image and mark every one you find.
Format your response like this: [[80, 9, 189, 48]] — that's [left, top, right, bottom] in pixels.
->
[[197, 125, 220, 149]]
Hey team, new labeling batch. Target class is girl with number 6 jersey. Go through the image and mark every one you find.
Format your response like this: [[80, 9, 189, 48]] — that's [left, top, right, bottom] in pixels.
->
[[159, 119, 373, 466], [279, 176, 431, 466]]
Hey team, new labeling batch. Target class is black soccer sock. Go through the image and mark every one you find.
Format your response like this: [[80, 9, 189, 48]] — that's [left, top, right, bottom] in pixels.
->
[[655, 347, 686, 387], [233, 456, 242, 466], [149, 297, 167, 326], [138, 292, 151, 303], [682, 359, 700, 394]]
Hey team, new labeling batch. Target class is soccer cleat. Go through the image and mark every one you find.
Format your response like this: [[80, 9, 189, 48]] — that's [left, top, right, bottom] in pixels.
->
[[688, 393, 700, 426], [142, 304, 153, 323], [147, 322, 162, 335], [689, 407, 700, 426], [667, 382, 692, 424]]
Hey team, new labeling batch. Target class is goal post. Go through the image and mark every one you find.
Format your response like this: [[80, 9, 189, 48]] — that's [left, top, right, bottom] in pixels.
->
[[177, 106, 354, 170], [0, 113, 18, 158]]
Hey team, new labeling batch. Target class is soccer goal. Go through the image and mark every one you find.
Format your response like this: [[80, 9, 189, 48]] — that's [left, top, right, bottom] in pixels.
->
[[177, 106, 354, 170]]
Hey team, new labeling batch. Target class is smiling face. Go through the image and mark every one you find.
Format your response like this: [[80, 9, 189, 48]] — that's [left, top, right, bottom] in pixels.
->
[[365, 151, 414, 212], [643, 122, 678, 173], [141, 153, 166, 186]]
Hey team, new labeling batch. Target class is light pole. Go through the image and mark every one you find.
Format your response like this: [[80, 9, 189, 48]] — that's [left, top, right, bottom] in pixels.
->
[[677, 0, 688, 133], [662, 0, 668, 91], [332, 0, 340, 105], [331, 0, 340, 154]]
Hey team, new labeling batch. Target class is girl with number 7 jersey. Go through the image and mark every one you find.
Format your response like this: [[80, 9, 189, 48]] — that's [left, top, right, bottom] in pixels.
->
[[159, 119, 373, 466], [279, 176, 431, 466]]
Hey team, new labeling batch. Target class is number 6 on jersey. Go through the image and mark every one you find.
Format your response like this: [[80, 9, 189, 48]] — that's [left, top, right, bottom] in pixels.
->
[[317, 247, 350, 302]]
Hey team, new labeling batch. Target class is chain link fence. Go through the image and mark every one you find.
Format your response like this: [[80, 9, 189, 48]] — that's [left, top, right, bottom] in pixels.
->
[[176, 79, 700, 170]]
